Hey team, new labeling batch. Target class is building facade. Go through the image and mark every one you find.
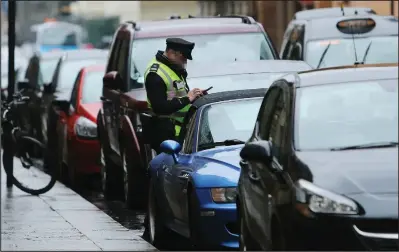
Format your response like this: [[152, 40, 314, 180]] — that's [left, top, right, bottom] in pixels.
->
[[70, 1, 201, 22]]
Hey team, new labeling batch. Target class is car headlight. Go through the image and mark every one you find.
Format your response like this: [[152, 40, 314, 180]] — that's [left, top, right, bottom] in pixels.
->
[[211, 187, 237, 203], [295, 179, 359, 216], [74, 116, 97, 139]]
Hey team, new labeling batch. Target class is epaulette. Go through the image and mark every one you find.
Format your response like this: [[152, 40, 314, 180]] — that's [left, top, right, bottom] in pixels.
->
[[149, 63, 159, 73]]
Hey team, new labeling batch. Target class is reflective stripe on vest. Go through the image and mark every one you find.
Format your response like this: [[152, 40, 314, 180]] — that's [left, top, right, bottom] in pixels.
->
[[144, 58, 190, 136]]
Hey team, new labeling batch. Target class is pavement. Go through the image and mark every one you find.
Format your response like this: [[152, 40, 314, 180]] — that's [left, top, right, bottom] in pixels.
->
[[1, 156, 157, 251]]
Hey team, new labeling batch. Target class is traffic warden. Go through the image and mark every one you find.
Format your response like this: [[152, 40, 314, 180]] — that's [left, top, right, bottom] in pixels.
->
[[144, 38, 204, 153]]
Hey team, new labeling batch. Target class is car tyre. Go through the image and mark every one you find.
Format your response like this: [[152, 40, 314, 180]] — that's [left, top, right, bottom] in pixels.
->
[[67, 159, 82, 189], [100, 145, 124, 200], [122, 147, 147, 209], [239, 203, 262, 251], [145, 179, 169, 248], [55, 137, 68, 184], [271, 219, 287, 251]]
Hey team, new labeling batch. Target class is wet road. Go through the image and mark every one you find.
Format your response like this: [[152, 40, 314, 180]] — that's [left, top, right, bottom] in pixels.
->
[[73, 177, 196, 251]]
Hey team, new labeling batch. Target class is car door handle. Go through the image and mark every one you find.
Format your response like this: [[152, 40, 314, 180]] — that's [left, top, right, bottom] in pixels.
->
[[178, 172, 190, 180], [248, 171, 260, 182]]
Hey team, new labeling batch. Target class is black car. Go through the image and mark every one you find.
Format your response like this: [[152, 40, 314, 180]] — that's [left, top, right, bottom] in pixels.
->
[[16, 50, 65, 140], [42, 49, 108, 169], [237, 63, 398, 251], [280, 8, 398, 68]]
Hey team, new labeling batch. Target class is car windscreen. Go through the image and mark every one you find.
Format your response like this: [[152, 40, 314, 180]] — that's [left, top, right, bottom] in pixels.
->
[[198, 98, 262, 148], [37, 24, 82, 46], [81, 69, 104, 104], [131, 32, 275, 82], [58, 58, 106, 90], [294, 79, 398, 151], [306, 36, 399, 68], [39, 58, 59, 85], [188, 72, 287, 93]]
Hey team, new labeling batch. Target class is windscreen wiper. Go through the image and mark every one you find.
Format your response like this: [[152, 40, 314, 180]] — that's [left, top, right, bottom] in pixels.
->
[[316, 42, 331, 69], [198, 139, 245, 151], [330, 141, 398, 151], [361, 41, 373, 64]]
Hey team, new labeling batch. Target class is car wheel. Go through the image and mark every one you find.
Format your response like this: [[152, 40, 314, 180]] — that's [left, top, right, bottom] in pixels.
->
[[100, 147, 107, 193], [67, 160, 81, 189], [239, 203, 262, 251], [56, 137, 67, 184], [100, 145, 124, 200], [122, 147, 147, 209], [145, 179, 169, 248], [41, 113, 48, 144], [271, 219, 286, 251]]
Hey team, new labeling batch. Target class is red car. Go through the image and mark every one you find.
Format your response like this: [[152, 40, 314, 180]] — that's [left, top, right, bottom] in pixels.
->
[[55, 64, 105, 187]]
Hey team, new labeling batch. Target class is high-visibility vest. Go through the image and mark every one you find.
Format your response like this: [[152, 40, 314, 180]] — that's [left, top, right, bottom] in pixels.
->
[[144, 58, 191, 137]]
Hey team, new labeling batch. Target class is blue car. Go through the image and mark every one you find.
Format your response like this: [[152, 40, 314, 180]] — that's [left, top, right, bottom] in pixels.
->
[[146, 89, 266, 249]]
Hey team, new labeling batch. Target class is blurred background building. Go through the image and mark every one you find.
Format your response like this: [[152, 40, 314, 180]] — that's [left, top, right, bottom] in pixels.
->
[[1, 0, 397, 54]]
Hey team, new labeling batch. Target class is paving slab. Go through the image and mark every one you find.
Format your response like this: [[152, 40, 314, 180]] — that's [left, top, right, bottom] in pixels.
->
[[1, 156, 157, 251]]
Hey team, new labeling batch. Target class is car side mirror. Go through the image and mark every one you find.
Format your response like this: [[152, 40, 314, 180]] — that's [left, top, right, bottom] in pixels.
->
[[53, 100, 70, 115], [160, 140, 182, 163], [103, 71, 124, 91], [17, 79, 30, 90], [240, 140, 272, 164]]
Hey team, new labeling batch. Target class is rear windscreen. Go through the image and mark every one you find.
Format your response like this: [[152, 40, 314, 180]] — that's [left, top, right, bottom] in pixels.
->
[[306, 36, 398, 68]]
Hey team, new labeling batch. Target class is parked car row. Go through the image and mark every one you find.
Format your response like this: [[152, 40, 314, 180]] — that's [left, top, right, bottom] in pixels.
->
[[13, 8, 398, 251]]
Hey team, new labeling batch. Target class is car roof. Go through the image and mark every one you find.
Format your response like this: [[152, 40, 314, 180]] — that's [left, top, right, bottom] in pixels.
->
[[62, 49, 109, 61], [188, 60, 313, 78], [133, 17, 261, 39], [296, 63, 398, 87], [37, 50, 66, 60], [306, 15, 398, 41], [294, 7, 376, 20], [83, 64, 106, 72], [192, 88, 267, 108]]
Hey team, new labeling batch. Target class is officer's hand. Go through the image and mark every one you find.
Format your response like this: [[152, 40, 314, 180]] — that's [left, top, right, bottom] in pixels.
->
[[188, 88, 203, 102]]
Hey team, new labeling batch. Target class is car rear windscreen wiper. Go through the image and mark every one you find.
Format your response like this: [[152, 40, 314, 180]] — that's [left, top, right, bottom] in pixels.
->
[[198, 139, 245, 151], [330, 141, 399, 151], [361, 41, 373, 64], [316, 42, 331, 69]]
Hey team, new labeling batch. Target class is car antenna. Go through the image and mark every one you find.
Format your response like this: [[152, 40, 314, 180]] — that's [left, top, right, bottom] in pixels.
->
[[350, 8, 362, 65]]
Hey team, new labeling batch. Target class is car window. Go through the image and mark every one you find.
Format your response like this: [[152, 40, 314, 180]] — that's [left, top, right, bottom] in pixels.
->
[[37, 23, 83, 46], [294, 79, 398, 150], [267, 92, 287, 158], [306, 36, 399, 68], [1, 76, 8, 89], [131, 32, 276, 84], [81, 69, 105, 104], [258, 87, 281, 139], [58, 58, 106, 90], [198, 98, 263, 150], [70, 72, 81, 109], [182, 113, 197, 154], [280, 24, 294, 58], [25, 58, 39, 87], [39, 58, 59, 85], [107, 37, 121, 72], [117, 39, 129, 88]]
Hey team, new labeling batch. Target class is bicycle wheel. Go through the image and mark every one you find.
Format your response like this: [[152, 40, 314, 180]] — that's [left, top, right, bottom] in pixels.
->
[[11, 136, 56, 195]]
